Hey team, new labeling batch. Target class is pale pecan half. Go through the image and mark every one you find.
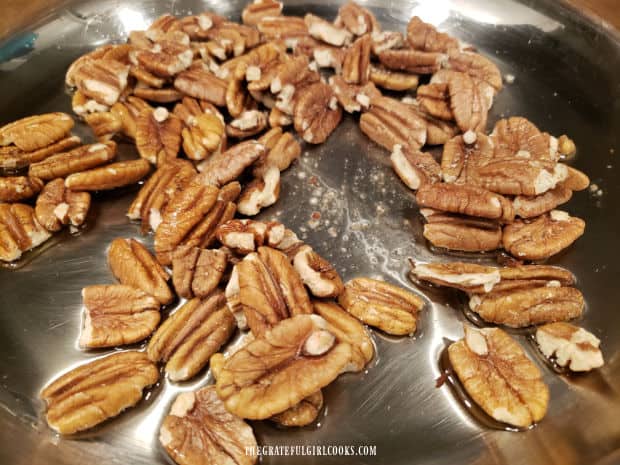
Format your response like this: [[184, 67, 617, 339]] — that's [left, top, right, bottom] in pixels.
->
[[237, 165, 281, 216], [342, 34, 371, 84], [108, 238, 172, 305], [215, 314, 352, 419], [66, 44, 129, 86], [370, 64, 419, 91], [313, 301, 374, 372], [136, 107, 183, 164], [0, 203, 51, 262], [64, 158, 150, 191], [40, 351, 158, 434], [407, 16, 459, 53], [226, 110, 268, 139], [305, 13, 352, 47], [421, 209, 502, 252], [293, 82, 342, 144], [448, 326, 548, 427], [0, 176, 43, 202], [238, 246, 313, 336], [147, 292, 236, 381], [0, 113, 74, 152], [160, 386, 257, 465], [79, 284, 160, 348], [336, 1, 380, 36], [171, 245, 228, 299], [29, 141, 116, 181], [502, 210, 585, 260], [196, 139, 266, 185], [378, 49, 446, 74], [329, 75, 381, 113], [0, 135, 81, 171], [270, 391, 323, 427], [293, 245, 344, 298], [338, 277, 424, 336], [174, 67, 228, 106], [35, 179, 90, 232], [469, 284, 584, 328], [535, 322, 604, 372], [253, 127, 301, 175], [416, 183, 514, 222], [359, 96, 427, 150], [242, 0, 283, 26], [390, 144, 441, 190]]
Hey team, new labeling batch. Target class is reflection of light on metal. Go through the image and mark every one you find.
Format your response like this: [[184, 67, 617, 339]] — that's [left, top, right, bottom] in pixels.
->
[[452, 0, 561, 32], [410, 0, 451, 26], [118, 7, 149, 32]]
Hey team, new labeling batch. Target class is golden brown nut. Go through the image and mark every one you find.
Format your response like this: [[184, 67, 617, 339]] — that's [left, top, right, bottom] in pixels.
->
[[160, 386, 257, 465], [144, 14, 182, 42], [237, 166, 281, 216], [29, 141, 116, 181], [270, 391, 323, 427], [35, 179, 90, 232], [215, 314, 352, 419], [360, 95, 427, 151], [256, 15, 309, 39], [130, 65, 166, 88], [135, 37, 193, 78], [64, 158, 150, 191], [448, 326, 548, 427], [83, 111, 122, 141], [445, 71, 491, 132], [416, 183, 514, 222], [513, 184, 572, 218], [66, 44, 124, 86], [108, 238, 172, 305], [0, 135, 81, 171], [293, 81, 343, 144], [179, 13, 225, 40], [293, 245, 344, 298], [40, 351, 159, 434], [491, 116, 558, 161], [563, 166, 590, 191], [502, 211, 585, 260], [339, 277, 424, 335], [342, 34, 371, 84], [422, 210, 503, 252], [469, 285, 584, 328], [535, 322, 604, 372], [0, 113, 74, 152], [558, 134, 577, 158], [416, 83, 453, 121], [305, 13, 352, 46], [370, 65, 419, 91], [0, 176, 43, 202], [447, 50, 502, 93], [0, 203, 51, 262], [171, 245, 228, 299], [407, 16, 459, 53], [226, 76, 256, 119], [72, 58, 130, 106], [253, 128, 301, 175], [242, 0, 283, 26], [313, 301, 374, 372], [378, 49, 446, 74], [147, 292, 236, 381], [336, 1, 380, 36], [133, 86, 184, 103], [205, 21, 261, 58], [135, 107, 183, 164], [390, 144, 441, 190], [226, 110, 268, 139], [182, 111, 226, 161], [174, 67, 228, 106], [196, 140, 265, 185], [79, 284, 160, 348]]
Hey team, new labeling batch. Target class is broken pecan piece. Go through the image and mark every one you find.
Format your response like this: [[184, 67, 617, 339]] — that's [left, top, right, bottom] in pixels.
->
[[0, 176, 43, 202], [390, 144, 441, 190], [147, 292, 235, 381], [339, 278, 424, 336], [71, 58, 130, 106], [270, 391, 323, 427], [502, 210, 585, 260], [174, 67, 227, 106], [253, 127, 301, 176], [535, 322, 604, 372], [336, 1, 380, 36], [40, 351, 158, 434], [83, 111, 122, 141], [0, 203, 51, 262], [305, 13, 352, 47], [29, 142, 116, 181], [407, 16, 459, 53], [160, 386, 257, 465], [242, 0, 283, 26], [0, 113, 74, 152], [448, 326, 548, 428], [79, 284, 160, 348], [171, 245, 228, 299], [216, 219, 303, 257], [469, 284, 584, 328], [196, 140, 265, 186], [108, 238, 172, 305], [35, 179, 90, 232], [329, 75, 380, 113], [237, 165, 281, 216], [64, 158, 150, 191], [215, 314, 352, 419], [370, 65, 419, 91], [136, 107, 183, 164], [257, 16, 309, 40], [416, 83, 453, 121], [293, 245, 344, 298], [226, 110, 268, 139]]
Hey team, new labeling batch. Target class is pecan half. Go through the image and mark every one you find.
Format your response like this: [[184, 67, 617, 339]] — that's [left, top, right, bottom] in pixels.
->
[[513, 183, 572, 218], [448, 326, 548, 428], [79, 284, 161, 348], [174, 67, 228, 106], [147, 292, 236, 381], [469, 284, 584, 328], [196, 140, 265, 185], [215, 314, 352, 419], [0, 203, 51, 262], [416, 83, 453, 121], [237, 165, 281, 216], [0, 113, 74, 152], [133, 85, 184, 103], [342, 34, 371, 84], [378, 49, 446, 74], [404, 100, 458, 145], [257, 16, 309, 40], [407, 16, 459, 53], [226, 110, 268, 139], [410, 261, 501, 293], [447, 50, 502, 93], [390, 144, 441, 190], [313, 301, 374, 372], [371, 30, 404, 54], [238, 246, 313, 336], [305, 13, 352, 47], [0, 176, 43, 202], [293, 245, 344, 298], [29, 142, 116, 181], [491, 117, 558, 162], [502, 210, 585, 260], [226, 76, 256, 119], [563, 166, 590, 191], [421, 209, 502, 252], [135, 37, 193, 78], [40, 351, 158, 434], [35, 179, 90, 232], [253, 127, 301, 175], [242, 0, 283, 26], [64, 158, 150, 191], [338, 277, 424, 336], [329, 75, 380, 113], [270, 391, 323, 427], [72, 58, 130, 106], [108, 238, 172, 304], [83, 111, 122, 141], [336, 1, 380, 36], [171, 245, 228, 299], [136, 107, 183, 164], [360, 96, 427, 150], [370, 65, 418, 91], [0, 135, 81, 171], [160, 386, 257, 465], [535, 322, 604, 372], [416, 183, 514, 222]]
